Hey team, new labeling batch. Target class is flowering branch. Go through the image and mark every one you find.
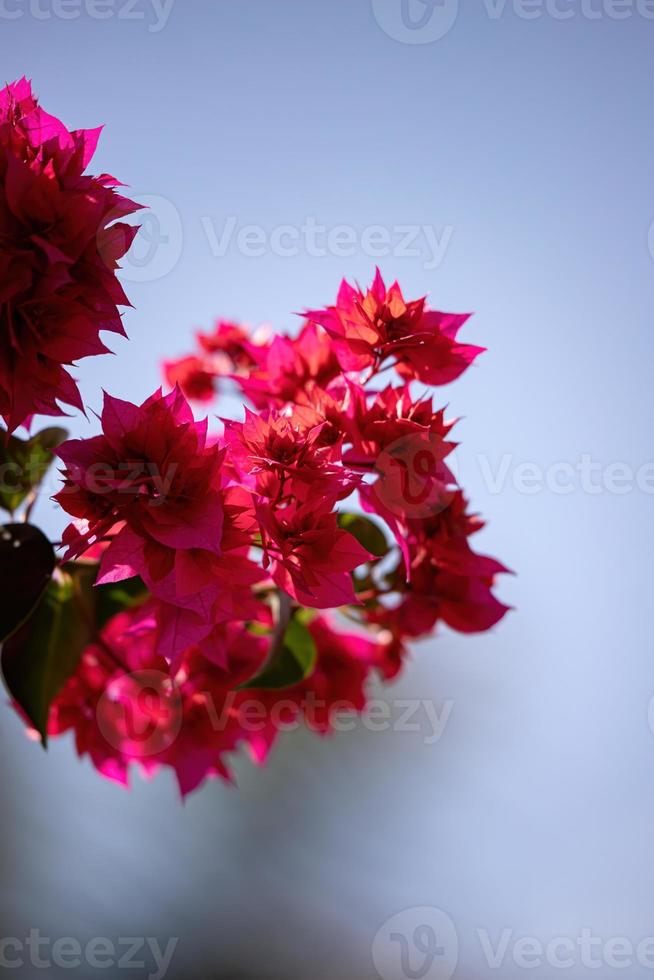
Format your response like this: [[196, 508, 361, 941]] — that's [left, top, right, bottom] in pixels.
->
[[0, 78, 511, 799]]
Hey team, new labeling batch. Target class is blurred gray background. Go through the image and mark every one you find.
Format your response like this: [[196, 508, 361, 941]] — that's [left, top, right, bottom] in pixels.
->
[[1, 0, 654, 977]]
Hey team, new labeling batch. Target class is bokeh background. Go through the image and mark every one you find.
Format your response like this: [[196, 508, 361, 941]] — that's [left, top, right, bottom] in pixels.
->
[[2, 1, 654, 977]]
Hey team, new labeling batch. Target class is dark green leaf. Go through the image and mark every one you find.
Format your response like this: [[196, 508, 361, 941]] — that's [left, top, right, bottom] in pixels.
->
[[0, 524, 56, 643], [241, 615, 317, 690], [0, 427, 68, 514], [0, 553, 149, 745], [338, 512, 388, 558], [1, 571, 91, 744]]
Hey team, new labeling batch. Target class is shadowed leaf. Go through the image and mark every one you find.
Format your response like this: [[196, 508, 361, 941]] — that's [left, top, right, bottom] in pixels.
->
[[338, 513, 388, 558], [0, 524, 56, 643], [1, 571, 92, 744], [1, 560, 148, 745], [241, 615, 317, 690]]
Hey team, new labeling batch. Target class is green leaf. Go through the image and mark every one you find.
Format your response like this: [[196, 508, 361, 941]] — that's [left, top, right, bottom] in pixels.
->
[[0, 550, 149, 745], [241, 615, 317, 690], [0, 524, 56, 643], [1, 571, 92, 744], [338, 512, 388, 558], [0, 427, 68, 515]]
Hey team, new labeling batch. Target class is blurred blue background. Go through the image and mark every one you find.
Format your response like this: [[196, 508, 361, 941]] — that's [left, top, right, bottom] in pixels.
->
[[1, 1, 653, 977]]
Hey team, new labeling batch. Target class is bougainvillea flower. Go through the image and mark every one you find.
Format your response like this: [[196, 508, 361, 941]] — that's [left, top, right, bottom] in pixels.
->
[[4, 240, 511, 797], [256, 499, 373, 608], [328, 384, 459, 565], [287, 377, 360, 449], [196, 318, 258, 368], [56, 387, 224, 557], [308, 268, 484, 384], [234, 322, 342, 410], [163, 320, 263, 404], [43, 605, 402, 796], [294, 615, 398, 731], [0, 78, 141, 432], [73, 520, 125, 561], [163, 355, 217, 403], [224, 407, 358, 503], [392, 558, 510, 636], [45, 604, 273, 796], [147, 541, 267, 663], [343, 383, 457, 467], [381, 491, 511, 636], [55, 389, 263, 657]]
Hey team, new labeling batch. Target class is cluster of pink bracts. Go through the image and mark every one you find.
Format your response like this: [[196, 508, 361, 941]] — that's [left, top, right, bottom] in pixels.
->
[[1, 79, 510, 797], [0, 78, 141, 434]]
